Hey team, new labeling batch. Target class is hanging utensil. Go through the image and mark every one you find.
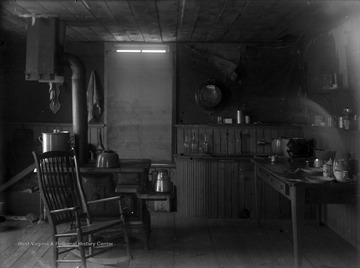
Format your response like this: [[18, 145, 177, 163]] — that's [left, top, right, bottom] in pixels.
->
[[95, 128, 105, 156], [49, 82, 61, 114]]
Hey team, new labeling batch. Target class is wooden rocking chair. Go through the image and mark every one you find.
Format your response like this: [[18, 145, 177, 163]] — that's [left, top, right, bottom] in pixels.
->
[[32, 149, 131, 268]]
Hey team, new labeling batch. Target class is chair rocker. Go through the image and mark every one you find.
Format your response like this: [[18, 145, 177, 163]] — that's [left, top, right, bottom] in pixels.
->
[[32, 149, 131, 268]]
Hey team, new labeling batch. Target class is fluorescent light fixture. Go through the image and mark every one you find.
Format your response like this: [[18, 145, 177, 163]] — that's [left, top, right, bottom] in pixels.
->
[[142, 49, 167, 53], [116, 49, 167, 53], [116, 49, 141, 53]]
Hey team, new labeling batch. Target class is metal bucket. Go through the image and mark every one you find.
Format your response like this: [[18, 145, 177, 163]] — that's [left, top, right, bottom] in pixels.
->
[[39, 130, 73, 152]]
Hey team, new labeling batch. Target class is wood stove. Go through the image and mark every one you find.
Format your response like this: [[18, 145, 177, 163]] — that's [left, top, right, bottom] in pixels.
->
[[80, 159, 152, 249]]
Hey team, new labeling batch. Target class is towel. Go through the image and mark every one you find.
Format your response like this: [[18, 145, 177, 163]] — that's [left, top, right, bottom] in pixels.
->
[[86, 70, 101, 122]]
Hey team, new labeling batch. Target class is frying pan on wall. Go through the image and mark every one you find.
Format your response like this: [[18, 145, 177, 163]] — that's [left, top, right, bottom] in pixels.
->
[[195, 82, 224, 111]]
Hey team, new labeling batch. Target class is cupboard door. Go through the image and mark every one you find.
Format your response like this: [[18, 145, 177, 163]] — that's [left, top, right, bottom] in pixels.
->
[[177, 157, 253, 218]]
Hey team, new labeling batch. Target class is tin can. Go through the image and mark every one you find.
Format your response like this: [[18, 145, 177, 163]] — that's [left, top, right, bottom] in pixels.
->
[[327, 116, 333, 127], [338, 116, 344, 128], [236, 110, 243, 124], [313, 159, 323, 168], [245, 115, 250, 124]]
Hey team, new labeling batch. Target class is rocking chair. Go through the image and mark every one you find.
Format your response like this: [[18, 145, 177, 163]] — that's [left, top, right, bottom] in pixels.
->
[[32, 149, 131, 268]]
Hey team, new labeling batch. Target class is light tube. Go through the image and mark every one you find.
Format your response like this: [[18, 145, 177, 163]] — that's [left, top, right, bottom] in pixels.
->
[[116, 49, 167, 53], [141, 49, 167, 53], [116, 49, 141, 53]]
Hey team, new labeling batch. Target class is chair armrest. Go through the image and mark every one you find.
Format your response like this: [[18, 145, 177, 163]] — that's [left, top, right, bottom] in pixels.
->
[[86, 196, 121, 205], [50, 206, 79, 214]]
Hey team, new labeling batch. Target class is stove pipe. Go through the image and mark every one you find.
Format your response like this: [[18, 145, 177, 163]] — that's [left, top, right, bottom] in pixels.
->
[[61, 53, 88, 164], [25, 18, 88, 164]]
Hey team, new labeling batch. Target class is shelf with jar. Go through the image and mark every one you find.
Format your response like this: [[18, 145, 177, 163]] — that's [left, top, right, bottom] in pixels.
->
[[311, 108, 360, 131]]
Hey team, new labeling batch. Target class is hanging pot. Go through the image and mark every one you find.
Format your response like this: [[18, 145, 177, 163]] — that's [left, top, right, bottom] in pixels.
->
[[39, 130, 74, 152]]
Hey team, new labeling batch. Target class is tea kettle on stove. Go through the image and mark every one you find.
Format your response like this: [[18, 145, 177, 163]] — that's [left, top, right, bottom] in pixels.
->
[[153, 170, 173, 193]]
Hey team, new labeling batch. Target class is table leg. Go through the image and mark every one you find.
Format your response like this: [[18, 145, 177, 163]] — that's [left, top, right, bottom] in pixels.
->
[[254, 166, 263, 226], [317, 204, 325, 226], [290, 186, 305, 268]]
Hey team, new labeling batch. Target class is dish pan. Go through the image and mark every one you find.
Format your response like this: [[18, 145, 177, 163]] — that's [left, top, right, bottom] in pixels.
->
[[301, 167, 323, 175], [305, 175, 334, 183], [195, 82, 224, 111]]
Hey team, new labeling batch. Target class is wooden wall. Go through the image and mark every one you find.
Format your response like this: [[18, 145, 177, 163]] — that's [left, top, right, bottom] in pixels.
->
[[176, 43, 306, 125], [176, 124, 304, 156], [175, 124, 314, 220]]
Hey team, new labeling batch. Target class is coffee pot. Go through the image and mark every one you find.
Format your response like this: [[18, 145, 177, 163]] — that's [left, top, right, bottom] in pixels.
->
[[153, 170, 173, 193]]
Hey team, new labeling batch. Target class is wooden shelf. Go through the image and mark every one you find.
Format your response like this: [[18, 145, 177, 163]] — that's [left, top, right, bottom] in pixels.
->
[[136, 189, 174, 201]]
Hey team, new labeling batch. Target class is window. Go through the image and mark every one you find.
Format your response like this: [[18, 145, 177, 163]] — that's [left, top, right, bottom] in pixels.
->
[[104, 43, 174, 162]]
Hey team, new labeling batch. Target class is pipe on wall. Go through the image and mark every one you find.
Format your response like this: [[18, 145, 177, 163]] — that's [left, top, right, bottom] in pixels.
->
[[61, 53, 88, 164]]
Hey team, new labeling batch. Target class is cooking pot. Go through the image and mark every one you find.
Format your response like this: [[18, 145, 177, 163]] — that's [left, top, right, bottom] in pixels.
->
[[39, 130, 73, 152], [283, 138, 311, 158], [96, 150, 120, 168], [154, 170, 173, 193]]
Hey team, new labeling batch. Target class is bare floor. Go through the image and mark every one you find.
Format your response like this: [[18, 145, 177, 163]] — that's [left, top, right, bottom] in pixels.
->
[[0, 211, 359, 268]]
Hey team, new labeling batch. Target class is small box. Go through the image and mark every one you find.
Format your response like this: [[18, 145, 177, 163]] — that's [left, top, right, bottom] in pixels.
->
[[223, 118, 233, 124]]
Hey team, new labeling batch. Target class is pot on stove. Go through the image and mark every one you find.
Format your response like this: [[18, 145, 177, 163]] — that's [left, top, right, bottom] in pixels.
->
[[96, 150, 120, 168]]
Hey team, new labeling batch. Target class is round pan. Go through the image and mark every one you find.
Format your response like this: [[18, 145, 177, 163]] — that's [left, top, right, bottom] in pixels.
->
[[195, 82, 224, 111]]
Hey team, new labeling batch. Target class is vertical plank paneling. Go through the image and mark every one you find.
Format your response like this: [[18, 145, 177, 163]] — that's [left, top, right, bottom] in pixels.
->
[[242, 128, 250, 154], [256, 128, 264, 154], [224, 161, 232, 217], [191, 128, 199, 153], [217, 161, 225, 218], [227, 128, 235, 154], [213, 128, 221, 153], [198, 127, 206, 153], [249, 128, 257, 154], [210, 160, 218, 217], [235, 128, 242, 154], [220, 128, 228, 154], [278, 128, 288, 138], [206, 128, 214, 154], [177, 128, 184, 154], [244, 170, 254, 218], [263, 128, 272, 154], [231, 161, 240, 218]]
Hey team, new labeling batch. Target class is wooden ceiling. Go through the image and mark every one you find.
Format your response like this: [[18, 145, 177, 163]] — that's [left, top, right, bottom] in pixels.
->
[[1, 0, 360, 44]]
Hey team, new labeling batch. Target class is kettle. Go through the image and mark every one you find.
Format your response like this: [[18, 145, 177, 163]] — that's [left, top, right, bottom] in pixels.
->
[[153, 170, 173, 193], [95, 150, 120, 168]]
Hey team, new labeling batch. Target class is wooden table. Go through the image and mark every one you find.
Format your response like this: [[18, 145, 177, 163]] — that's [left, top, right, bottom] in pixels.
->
[[251, 157, 357, 268]]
